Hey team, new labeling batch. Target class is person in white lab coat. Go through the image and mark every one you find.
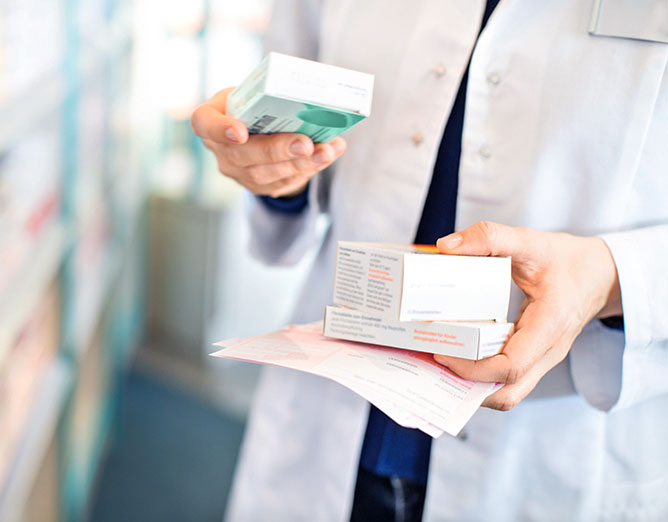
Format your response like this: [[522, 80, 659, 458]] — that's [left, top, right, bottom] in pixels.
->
[[192, 1, 668, 520]]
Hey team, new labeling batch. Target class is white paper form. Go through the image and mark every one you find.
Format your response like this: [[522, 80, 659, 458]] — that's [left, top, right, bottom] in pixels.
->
[[212, 323, 501, 437]]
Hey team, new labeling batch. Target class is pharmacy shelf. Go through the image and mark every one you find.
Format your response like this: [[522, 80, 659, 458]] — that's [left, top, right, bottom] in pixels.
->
[[71, 189, 145, 360], [0, 357, 73, 522], [71, 242, 124, 361], [0, 72, 67, 153], [0, 222, 69, 368], [79, 13, 134, 83], [0, 7, 132, 155]]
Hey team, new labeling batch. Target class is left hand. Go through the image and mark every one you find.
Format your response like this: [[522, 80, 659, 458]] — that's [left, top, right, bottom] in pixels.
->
[[433, 221, 622, 411]]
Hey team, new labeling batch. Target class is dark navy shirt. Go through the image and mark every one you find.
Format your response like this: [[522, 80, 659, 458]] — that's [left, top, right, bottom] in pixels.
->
[[358, 0, 501, 485], [263, 0, 501, 485]]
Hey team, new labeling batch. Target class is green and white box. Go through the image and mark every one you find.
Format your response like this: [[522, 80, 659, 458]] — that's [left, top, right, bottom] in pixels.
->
[[227, 52, 374, 143]]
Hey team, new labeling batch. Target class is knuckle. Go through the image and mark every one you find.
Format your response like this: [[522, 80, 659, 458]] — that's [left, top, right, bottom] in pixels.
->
[[217, 163, 237, 181], [262, 138, 284, 163], [503, 363, 526, 385], [216, 158, 227, 175], [478, 220, 499, 243], [292, 158, 315, 176], [246, 165, 266, 185], [190, 105, 204, 133], [314, 159, 332, 173], [496, 395, 520, 411], [275, 174, 298, 192], [267, 179, 294, 197], [225, 146, 247, 167], [214, 155, 231, 176]]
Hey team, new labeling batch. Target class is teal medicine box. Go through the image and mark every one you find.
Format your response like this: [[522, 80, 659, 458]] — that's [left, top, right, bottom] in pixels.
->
[[227, 52, 374, 143]]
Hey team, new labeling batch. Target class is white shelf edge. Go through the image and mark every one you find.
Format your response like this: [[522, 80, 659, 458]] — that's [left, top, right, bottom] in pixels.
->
[[0, 222, 68, 367], [0, 357, 73, 522]]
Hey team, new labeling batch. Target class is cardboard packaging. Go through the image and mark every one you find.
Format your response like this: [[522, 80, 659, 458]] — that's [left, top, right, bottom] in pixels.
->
[[333, 242, 511, 322], [227, 52, 374, 143], [323, 305, 514, 360]]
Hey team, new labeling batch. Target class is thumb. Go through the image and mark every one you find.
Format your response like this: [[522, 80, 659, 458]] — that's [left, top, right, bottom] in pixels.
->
[[436, 221, 528, 258], [191, 87, 249, 144]]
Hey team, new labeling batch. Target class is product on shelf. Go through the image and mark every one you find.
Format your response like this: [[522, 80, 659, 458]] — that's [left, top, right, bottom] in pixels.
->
[[0, 126, 62, 297], [0, 282, 60, 486], [0, 0, 65, 103]]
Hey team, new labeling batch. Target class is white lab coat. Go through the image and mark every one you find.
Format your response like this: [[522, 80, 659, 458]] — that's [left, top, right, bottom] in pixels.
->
[[226, 1, 668, 521]]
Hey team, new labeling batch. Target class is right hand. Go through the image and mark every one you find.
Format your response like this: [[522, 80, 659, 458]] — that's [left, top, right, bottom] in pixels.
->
[[191, 87, 347, 198]]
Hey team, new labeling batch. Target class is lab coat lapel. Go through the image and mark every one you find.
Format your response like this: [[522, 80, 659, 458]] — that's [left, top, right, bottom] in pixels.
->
[[326, 0, 486, 244]]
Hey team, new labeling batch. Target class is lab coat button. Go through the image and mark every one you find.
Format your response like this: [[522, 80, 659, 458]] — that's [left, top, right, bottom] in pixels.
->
[[479, 146, 492, 159], [487, 73, 501, 86], [457, 430, 469, 441], [411, 132, 424, 146], [432, 63, 446, 78]]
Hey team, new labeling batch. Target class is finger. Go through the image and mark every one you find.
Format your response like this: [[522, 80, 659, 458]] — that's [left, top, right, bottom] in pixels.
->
[[191, 88, 249, 144], [211, 155, 310, 196], [433, 300, 562, 384], [259, 171, 315, 198], [247, 140, 345, 197], [283, 139, 345, 178], [297, 139, 344, 167], [327, 136, 347, 156], [225, 133, 315, 167], [481, 337, 569, 410], [481, 378, 536, 411], [436, 221, 540, 261], [221, 140, 344, 187]]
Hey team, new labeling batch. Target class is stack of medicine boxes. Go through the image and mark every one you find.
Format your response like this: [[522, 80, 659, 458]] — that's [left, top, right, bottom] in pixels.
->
[[323, 242, 514, 360]]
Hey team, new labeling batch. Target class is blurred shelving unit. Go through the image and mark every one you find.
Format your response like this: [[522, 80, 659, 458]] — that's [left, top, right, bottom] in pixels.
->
[[0, 0, 146, 520], [2, 0, 315, 519], [141, 0, 314, 417]]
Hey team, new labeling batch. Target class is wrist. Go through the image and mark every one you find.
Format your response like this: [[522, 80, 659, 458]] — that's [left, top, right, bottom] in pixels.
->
[[590, 237, 622, 318]]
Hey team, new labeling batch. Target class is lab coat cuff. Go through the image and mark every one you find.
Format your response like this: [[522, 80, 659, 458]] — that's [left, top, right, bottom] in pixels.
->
[[591, 226, 668, 410], [246, 182, 322, 266], [570, 227, 668, 412], [599, 230, 653, 353]]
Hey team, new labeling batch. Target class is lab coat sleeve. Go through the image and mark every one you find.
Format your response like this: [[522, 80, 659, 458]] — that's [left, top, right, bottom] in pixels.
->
[[571, 225, 668, 411], [262, 0, 322, 60], [245, 0, 330, 266], [247, 170, 332, 266]]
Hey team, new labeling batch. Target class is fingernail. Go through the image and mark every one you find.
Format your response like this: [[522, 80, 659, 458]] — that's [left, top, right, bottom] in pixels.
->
[[331, 139, 345, 155], [438, 234, 463, 251], [289, 140, 308, 157], [225, 127, 240, 142], [312, 151, 330, 164]]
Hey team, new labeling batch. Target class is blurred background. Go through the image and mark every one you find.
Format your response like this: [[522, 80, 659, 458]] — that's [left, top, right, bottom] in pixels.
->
[[0, 1, 314, 521]]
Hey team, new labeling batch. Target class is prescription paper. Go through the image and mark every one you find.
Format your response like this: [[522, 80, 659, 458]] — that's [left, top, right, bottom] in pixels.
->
[[211, 323, 502, 437]]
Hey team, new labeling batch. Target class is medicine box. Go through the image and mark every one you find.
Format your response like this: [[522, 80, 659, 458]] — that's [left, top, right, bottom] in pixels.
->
[[323, 305, 514, 360], [226, 52, 374, 143], [333, 242, 511, 322]]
